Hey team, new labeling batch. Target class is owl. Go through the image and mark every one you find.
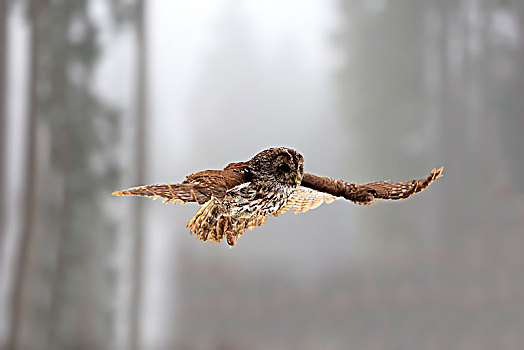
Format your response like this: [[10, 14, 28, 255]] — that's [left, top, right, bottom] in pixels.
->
[[113, 147, 443, 246]]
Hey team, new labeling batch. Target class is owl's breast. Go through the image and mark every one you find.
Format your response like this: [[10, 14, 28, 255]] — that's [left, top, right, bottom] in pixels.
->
[[223, 182, 296, 217]]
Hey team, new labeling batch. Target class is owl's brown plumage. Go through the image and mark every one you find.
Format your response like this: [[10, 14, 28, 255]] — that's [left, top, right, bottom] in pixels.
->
[[112, 147, 443, 246]]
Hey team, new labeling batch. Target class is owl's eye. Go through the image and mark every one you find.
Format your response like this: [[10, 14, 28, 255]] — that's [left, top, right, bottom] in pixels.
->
[[278, 163, 291, 173]]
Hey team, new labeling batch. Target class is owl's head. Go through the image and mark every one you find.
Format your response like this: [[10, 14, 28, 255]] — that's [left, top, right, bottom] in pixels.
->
[[249, 147, 304, 187]]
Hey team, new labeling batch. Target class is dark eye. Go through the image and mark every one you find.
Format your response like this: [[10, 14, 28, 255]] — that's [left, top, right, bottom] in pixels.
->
[[278, 163, 291, 172]]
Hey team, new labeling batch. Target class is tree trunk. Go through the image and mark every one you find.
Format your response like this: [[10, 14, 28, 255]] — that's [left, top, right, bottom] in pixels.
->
[[131, 1, 147, 349], [0, 0, 9, 250], [8, 1, 40, 349]]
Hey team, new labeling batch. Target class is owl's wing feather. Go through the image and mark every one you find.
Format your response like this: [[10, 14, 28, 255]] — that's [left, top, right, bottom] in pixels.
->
[[112, 168, 247, 205], [112, 183, 211, 205], [301, 167, 443, 206], [275, 187, 338, 216]]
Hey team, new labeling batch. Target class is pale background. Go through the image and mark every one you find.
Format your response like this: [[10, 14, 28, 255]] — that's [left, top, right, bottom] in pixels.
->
[[1, 0, 523, 349]]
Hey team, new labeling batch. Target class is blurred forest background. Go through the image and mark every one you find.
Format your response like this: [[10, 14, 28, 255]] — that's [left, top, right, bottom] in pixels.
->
[[0, 0, 523, 349]]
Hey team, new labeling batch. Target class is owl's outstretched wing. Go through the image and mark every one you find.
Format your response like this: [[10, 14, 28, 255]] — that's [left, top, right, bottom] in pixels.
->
[[294, 167, 443, 208], [112, 167, 247, 205], [112, 183, 212, 205], [351, 167, 443, 204]]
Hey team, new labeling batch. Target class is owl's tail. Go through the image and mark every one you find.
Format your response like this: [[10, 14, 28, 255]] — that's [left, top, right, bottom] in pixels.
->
[[186, 199, 267, 246], [112, 183, 210, 205]]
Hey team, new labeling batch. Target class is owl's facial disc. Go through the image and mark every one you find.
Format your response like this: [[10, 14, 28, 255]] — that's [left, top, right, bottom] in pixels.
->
[[275, 154, 302, 187], [250, 147, 304, 187]]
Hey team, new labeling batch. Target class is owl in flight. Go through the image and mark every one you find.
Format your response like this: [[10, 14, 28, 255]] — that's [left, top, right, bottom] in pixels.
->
[[113, 147, 443, 246]]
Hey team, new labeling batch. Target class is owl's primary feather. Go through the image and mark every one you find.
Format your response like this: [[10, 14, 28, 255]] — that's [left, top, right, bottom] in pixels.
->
[[112, 147, 443, 246]]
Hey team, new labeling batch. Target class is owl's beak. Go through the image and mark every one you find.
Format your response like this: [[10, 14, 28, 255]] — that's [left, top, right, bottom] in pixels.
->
[[290, 173, 299, 185]]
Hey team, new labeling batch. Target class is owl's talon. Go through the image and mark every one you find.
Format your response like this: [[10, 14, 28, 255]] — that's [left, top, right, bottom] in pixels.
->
[[226, 231, 239, 246]]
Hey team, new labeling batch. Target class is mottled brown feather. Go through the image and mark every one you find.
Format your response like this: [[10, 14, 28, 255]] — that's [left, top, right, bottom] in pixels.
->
[[112, 166, 248, 205], [111, 183, 210, 205], [185, 196, 268, 245], [300, 167, 443, 207]]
